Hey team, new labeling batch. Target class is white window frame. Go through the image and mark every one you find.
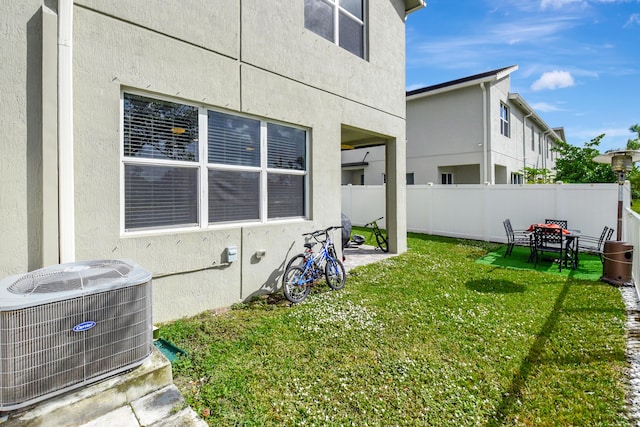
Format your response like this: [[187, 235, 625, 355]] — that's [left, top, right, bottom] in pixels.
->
[[406, 172, 415, 185], [510, 173, 523, 184], [120, 91, 309, 235], [530, 127, 535, 151], [304, 0, 367, 59], [441, 173, 453, 185], [500, 103, 510, 138]]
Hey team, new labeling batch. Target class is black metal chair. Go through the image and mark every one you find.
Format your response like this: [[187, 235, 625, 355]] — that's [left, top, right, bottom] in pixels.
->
[[545, 219, 568, 229], [503, 219, 531, 257], [578, 226, 614, 262], [532, 226, 565, 271]]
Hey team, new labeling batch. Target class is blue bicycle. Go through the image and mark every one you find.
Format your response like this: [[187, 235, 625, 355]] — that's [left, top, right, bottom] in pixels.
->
[[282, 226, 346, 303]]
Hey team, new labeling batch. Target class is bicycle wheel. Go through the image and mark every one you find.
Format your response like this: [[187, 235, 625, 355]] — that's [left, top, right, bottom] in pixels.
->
[[376, 233, 389, 253], [325, 258, 346, 290], [285, 253, 307, 271], [282, 266, 310, 303]]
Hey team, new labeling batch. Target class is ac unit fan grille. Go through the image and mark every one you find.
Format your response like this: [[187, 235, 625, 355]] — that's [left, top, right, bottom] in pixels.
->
[[8, 260, 133, 294], [0, 282, 152, 408]]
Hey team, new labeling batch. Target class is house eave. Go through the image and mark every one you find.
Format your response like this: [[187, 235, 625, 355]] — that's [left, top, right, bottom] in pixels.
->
[[508, 93, 563, 142], [405, 0, 426, 16], [407, 65, 518, 101]]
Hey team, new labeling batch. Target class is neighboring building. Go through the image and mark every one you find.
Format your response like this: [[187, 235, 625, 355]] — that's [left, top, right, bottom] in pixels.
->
[[342, 65, 564, 185], [1, 0, 424, 322]]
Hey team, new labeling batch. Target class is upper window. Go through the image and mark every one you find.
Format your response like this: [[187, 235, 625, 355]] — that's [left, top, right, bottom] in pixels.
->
[[122, 93, 307, 232], [531, 127, 535, 151], [304, 0, 366, 58], [500, 103, 510, 138]]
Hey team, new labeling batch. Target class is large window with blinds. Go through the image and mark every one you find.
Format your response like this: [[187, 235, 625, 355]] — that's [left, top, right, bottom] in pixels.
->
[[122, 93, 307, 232]]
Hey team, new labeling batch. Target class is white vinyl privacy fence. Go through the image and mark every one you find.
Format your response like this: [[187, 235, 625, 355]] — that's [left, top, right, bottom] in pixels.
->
[[342, 182, 640, 292]]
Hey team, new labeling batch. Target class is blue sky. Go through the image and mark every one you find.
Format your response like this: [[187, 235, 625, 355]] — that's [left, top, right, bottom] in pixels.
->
[[405, 0, 639, 152]]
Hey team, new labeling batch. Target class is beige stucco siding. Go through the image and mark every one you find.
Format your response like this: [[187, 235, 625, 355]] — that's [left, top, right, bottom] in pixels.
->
[[241, 0, 407, 117], [75, 0, 239, 58], [0, 1, 406, 321], [0, 2, 46, 275]]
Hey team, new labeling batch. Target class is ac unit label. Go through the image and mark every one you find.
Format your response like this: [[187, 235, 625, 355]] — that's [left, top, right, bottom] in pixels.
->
[[73, 321, 97, 332]]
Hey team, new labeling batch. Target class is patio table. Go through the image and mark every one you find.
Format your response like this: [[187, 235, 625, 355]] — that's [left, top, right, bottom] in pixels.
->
[[527, 224, 580, 270]]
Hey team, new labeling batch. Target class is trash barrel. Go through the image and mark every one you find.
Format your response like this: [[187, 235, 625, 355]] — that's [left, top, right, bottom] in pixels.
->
[[601, 240, 634, 286]]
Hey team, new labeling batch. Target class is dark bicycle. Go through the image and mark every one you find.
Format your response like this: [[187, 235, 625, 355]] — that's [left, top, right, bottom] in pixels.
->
[[282, 226, 346, 303], [365, 216, 389, 252]]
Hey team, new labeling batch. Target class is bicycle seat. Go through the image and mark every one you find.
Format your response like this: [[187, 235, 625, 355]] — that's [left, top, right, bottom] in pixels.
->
[[304, 242, 317, 249]]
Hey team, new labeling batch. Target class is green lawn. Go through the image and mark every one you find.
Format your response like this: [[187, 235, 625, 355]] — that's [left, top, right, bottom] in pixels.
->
[[159, 232, 631, 426]]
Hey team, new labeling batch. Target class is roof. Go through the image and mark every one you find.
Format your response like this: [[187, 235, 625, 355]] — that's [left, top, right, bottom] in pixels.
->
[[508, 93, 563, 142], [405, 0, 427, 15], [406, 65, 518, 99]]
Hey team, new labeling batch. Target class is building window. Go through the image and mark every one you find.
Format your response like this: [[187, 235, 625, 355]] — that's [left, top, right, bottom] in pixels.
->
[[441, 173, 453, 185], [546, 140, 550, 158], [406, 173, 415, 185], [304, 0, 366, 58], [538, 133, 542, 152], [500, 103, 510, 137], [531, 127, 535, 151], [511, 173, 523, 184], [123, 93, 307, 232]]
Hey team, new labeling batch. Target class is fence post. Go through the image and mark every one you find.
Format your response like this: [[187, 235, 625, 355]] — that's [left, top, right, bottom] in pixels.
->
[[483, 182, 491, 242], [426, 182, 433, 235]]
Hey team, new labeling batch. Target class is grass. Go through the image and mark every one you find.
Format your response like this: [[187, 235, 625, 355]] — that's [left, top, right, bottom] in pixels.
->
[[476, 245, 604, 281], [159, 232, 631, 426]]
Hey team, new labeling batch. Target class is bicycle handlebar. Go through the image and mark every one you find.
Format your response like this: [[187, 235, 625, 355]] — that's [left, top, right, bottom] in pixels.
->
[[302, 226, 343, 240], [365, 216, 384, 227]]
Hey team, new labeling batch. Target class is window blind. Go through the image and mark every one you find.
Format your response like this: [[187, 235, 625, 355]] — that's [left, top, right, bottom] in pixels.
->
[[124, 165, 198, 230], [124, 94, 198, 162], [208, 111, 260, 167], [208, 170, 260, 223]]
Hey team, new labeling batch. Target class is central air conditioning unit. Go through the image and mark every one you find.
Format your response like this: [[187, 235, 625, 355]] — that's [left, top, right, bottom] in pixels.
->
[[0, 259, 153, 411]]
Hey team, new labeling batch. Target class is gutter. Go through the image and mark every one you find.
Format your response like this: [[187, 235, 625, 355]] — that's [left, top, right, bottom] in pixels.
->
[[481, 82, 488, 184], [523, 112, 533, 182], [542, 130, 551, 170], [58, 0, 75, 263], [405, 0, 426, 16]]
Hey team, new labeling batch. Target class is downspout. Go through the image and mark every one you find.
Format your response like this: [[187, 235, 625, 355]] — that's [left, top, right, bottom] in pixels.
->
[[542, 130, 551, 171], [523, 112, 533, 183], [58, 0, 75, 263], [480, 82, 488, 184]]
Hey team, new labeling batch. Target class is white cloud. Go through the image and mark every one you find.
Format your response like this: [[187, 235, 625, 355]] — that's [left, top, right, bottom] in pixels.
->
[[625, 13, 640, 27], [531, 102, 563, 112], [531, 70, 575, 91], [540, 0, 584, 9]]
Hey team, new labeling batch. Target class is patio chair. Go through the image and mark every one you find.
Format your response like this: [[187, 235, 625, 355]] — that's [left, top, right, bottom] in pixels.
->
[[532, 226, 565, 271], [545, 219, 568, 229], [503, 219, 531, 257], [578, 226, 614, 262]]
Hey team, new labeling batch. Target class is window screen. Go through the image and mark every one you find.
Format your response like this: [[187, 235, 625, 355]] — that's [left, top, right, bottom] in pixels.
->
[[209, 170, 260, 223], [124, 164, 198, 230]]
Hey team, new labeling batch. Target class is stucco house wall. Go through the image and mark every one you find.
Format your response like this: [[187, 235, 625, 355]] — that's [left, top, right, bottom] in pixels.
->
[[1, 0, 418, 322]]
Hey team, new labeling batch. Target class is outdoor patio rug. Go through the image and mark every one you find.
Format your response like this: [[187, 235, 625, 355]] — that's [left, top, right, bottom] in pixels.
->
[[476, 245, 603, 281]]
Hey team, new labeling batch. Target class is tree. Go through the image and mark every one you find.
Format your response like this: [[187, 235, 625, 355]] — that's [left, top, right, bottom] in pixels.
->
[[522, 166, 555, 184], [552, 134, 616, 183]]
